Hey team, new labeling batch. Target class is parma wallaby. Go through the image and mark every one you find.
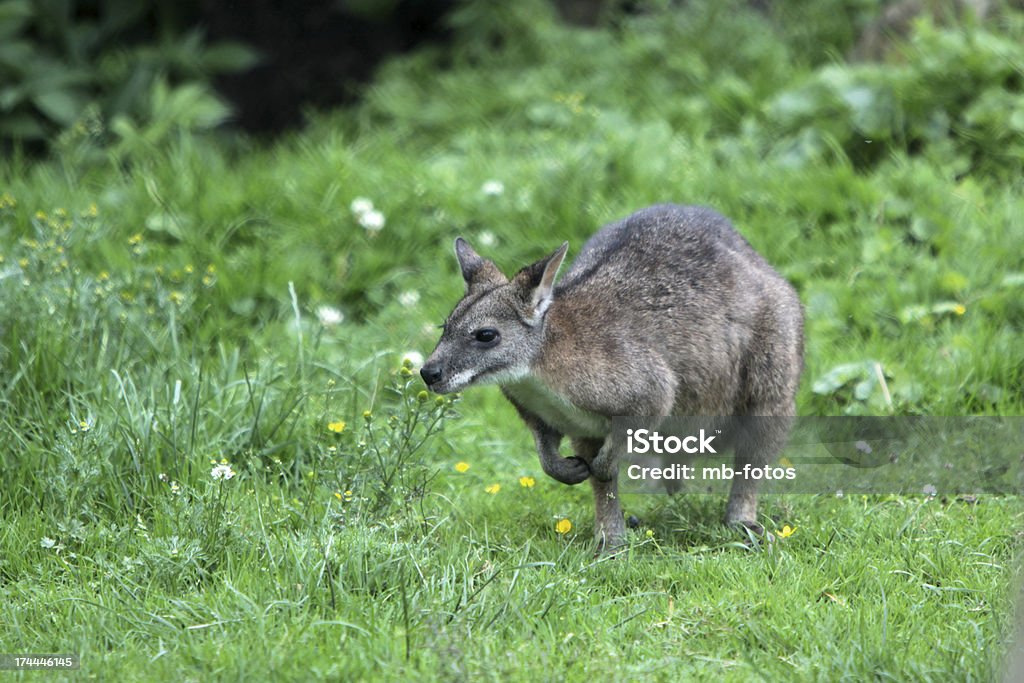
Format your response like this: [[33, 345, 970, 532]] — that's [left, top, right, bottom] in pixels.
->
[[421, 204, 804, 552]]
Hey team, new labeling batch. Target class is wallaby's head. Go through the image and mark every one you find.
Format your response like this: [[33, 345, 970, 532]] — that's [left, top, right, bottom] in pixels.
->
[[421, 238, 568, 394]]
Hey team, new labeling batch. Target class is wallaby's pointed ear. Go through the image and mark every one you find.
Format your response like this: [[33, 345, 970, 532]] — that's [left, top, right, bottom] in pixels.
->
[[454, 237, 507, 292], [514, 241, 568, 322]]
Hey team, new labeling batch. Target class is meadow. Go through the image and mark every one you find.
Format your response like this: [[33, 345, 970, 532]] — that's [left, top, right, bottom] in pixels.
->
[[1, 1, 1023, 680]]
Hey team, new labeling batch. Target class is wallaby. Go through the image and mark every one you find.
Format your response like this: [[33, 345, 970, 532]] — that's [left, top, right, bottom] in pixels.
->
[[421, 204, 804, 552]]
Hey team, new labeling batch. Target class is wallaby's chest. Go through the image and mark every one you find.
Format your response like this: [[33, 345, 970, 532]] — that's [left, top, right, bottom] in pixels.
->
[[503, 377, 609, 439]]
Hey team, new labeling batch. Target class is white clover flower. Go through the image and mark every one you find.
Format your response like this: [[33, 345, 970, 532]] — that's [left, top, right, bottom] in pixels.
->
[[402, 351, 424, 369], [481, 180, 505, 196], [211, 463, 236, 481], [398, 290, 420, 307], [478, 230, 497, 247], [316, 305, 344, 326], [350, 197, 374, 216], [359, 209, 386, 232]]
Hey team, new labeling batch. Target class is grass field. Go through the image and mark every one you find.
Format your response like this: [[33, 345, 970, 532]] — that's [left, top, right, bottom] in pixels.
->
[[2, 1, 1023, 680]]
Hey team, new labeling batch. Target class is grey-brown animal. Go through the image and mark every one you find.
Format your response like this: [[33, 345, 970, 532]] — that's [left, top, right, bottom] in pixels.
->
[[421, 204, 804, 552]]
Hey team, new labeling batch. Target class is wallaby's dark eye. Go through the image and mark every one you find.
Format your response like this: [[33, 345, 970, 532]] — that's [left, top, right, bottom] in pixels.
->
[[472, 328, 500, 345]]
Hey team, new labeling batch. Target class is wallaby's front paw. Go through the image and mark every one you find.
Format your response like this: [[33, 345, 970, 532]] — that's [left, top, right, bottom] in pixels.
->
[[543, 456, 591, 485]]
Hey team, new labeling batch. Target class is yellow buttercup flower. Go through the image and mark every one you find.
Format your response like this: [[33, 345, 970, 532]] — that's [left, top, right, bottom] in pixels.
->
[[485, 483, 501, 494], [778, 525, 796, 538], [555, 518, 572, 535], [519, 476, 535, 488], [454, 461, 470, 473], [327, 420, 346, 433]]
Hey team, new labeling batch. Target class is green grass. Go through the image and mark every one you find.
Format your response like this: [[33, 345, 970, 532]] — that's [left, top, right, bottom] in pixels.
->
[[1, 1, 1023, 680]]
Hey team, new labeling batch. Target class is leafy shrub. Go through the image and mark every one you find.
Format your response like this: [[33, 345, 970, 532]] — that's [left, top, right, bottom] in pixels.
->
[[763, 15, 1024, 176], [0, 0, 256, 153]]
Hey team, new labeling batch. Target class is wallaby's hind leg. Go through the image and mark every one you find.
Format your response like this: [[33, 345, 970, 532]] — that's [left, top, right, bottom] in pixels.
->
[[725, 413, 794, 534], [574, 437, 626, 552]]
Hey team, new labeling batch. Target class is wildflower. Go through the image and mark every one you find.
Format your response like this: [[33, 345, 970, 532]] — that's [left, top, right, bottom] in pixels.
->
[[128, 233, 143, 246], [316, 305, 344, 326], [402, 351, 424, 369], [169, 481, 181, 495], [778, 525, 797, 538], [953, 304, 966, 316], [350, 197, 374, 216], [485, 483, 501, 494], [169, 291, 184, 305], [645, 529, 654, 538], [398, 290, 420, 307], [481, 180, 505, 196], [923, 483, 937, 497], [417, 391, 429, 402], [184, 264, 195, 274], [211, 463, 236, 481], [344, 490, 353, 501], [478, 230, 497, 247], [78, 420, 92, 432], [334, 491, 343, 501], [98, 271, 110, 281], [362, 410, 372, 420], [359, 209, 386, 232], [327, 420, 346, 434], [35, 210, 47, 220], [519, 476, 536, 488], [454, 461, 470, 473], [555, 518, 572, 535]]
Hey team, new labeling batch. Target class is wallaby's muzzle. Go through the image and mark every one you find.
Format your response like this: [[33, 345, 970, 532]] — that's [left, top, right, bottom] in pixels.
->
[[420, 362, 443, 388]]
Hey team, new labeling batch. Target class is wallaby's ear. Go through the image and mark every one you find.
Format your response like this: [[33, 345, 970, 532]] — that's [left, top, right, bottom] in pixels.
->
[[513, 241, 568, 322], [454, 237, 507, 292]]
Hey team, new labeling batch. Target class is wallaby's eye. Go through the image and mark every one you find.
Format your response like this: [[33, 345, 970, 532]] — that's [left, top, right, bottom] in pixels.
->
[[472, 328, 500, 346]]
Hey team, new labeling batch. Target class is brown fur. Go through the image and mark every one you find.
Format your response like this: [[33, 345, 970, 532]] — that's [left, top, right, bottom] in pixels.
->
[[422, 205, 804, 552]]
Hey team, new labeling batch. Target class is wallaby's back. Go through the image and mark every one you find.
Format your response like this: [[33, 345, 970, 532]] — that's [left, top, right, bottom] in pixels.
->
[[541, 204, 803, 417]]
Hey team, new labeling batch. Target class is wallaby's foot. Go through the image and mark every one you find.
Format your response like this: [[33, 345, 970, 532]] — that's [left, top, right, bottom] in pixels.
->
[[543, 455, 591, 485], [593, 518, 628, 556], [594, 538, 628, 558], [728, 519, 765, 537], [725, 483, 759, 528]]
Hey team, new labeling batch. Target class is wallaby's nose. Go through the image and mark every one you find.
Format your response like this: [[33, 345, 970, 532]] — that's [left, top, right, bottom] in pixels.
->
[[420, 363, 443, 387]]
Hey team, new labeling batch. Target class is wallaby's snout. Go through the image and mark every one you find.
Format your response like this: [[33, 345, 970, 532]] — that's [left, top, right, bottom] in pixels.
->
[[420, 362, 443, 388]]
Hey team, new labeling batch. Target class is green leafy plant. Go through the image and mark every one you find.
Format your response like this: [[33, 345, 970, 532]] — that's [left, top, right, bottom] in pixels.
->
[[0, 0, 257, 152]]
